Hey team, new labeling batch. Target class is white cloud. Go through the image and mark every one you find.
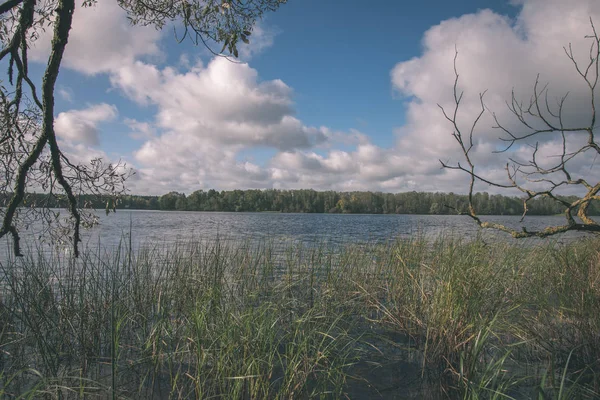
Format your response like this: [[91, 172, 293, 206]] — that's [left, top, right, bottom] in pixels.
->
[[129, 132, 272, 194], [55, 104, 118, 146], [385, 0, 600, 194], [124, 119, 157, 140], [59, 141, 114, 167], [113, 57, 329, 153], [115, 58, 294, 125]]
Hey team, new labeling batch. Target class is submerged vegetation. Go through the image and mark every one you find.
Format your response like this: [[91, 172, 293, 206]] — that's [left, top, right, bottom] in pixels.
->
[[1, 235, 599, 398]]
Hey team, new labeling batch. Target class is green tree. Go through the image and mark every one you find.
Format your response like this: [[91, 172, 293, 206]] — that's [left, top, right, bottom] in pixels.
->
[[187, 190, 207, 211], [429, 202, 441, 215], [159, 192, 185, 210]]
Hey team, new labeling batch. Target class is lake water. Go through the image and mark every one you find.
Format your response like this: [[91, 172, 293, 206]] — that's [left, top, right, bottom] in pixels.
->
[[1, 210, 583, 258]]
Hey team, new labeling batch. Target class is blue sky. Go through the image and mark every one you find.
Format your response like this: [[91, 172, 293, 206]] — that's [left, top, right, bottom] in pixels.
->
[[250, 0, 517, 144], [29, 0, 600, 195]]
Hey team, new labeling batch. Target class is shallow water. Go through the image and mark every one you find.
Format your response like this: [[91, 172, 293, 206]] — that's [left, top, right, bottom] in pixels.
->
[[1, 210, 584, 258]]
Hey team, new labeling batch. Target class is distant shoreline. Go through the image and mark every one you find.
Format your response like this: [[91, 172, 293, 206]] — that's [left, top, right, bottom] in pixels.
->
[[6, 189, 596, 216], [18, 206, 570, 218]]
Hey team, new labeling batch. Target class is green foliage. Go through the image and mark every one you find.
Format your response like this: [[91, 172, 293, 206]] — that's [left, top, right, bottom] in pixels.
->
[[119, 0, 286, 57], [7, 189, 598, 215], [120, 0, 287, 57], [13, 189, 593, 215], [164, 189, 600, 215]]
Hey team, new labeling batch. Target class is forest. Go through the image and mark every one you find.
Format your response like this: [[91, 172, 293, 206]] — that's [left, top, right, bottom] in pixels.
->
[[8, 189, 599, 216]]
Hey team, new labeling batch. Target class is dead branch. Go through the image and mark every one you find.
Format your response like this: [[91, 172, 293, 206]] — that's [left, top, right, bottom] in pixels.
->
[[440, 21, 600, 238]]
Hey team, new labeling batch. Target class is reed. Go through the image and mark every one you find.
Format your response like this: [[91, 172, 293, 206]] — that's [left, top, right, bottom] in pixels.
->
[[0, 234, 598, 398]]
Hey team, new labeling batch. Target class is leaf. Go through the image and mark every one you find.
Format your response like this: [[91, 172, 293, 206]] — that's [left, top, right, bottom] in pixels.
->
[[220, 37, 230, 54], [241, 34, 249, 44]]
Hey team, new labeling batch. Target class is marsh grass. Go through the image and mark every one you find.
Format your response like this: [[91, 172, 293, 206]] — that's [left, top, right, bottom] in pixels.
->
[[0, 234, 599, 399]]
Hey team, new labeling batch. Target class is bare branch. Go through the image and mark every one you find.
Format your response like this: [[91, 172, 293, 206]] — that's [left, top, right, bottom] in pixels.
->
[[441, 21, 600, 238]]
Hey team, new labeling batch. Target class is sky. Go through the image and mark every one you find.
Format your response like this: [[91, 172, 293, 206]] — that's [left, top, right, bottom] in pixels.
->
[[27, 0, 600, 195]]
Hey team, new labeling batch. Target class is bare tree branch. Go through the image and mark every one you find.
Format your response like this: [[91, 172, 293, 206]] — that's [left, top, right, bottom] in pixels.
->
[[441, 22, 600, 238]]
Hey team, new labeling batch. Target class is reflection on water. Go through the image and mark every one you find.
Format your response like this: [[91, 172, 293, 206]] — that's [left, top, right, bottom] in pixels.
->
[[1, 210, 584, 258]]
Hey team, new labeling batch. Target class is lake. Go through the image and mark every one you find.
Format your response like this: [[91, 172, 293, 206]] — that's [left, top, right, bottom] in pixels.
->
[[1, 210, 583, 258]]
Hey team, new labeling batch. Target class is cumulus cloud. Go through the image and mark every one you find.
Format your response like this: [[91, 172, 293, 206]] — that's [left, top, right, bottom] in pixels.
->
[[55, 104, 118, 146], [130, 132, 271, 194], [125, 119, 157, 141], [114, 53, 381, 191], [158, 59, 291, 125], [59, 141, 115, 167], [113, 58, 328, 150]]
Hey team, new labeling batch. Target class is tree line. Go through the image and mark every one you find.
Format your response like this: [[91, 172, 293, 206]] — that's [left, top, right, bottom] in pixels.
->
[[6, 189, 599, 216]]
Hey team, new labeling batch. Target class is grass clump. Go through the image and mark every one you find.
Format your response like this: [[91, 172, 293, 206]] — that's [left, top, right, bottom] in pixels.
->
[[0, 234, 599, 399]]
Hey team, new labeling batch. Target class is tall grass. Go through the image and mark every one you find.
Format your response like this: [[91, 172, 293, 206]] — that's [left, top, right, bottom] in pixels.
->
[[0, 234, 599, 398]]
